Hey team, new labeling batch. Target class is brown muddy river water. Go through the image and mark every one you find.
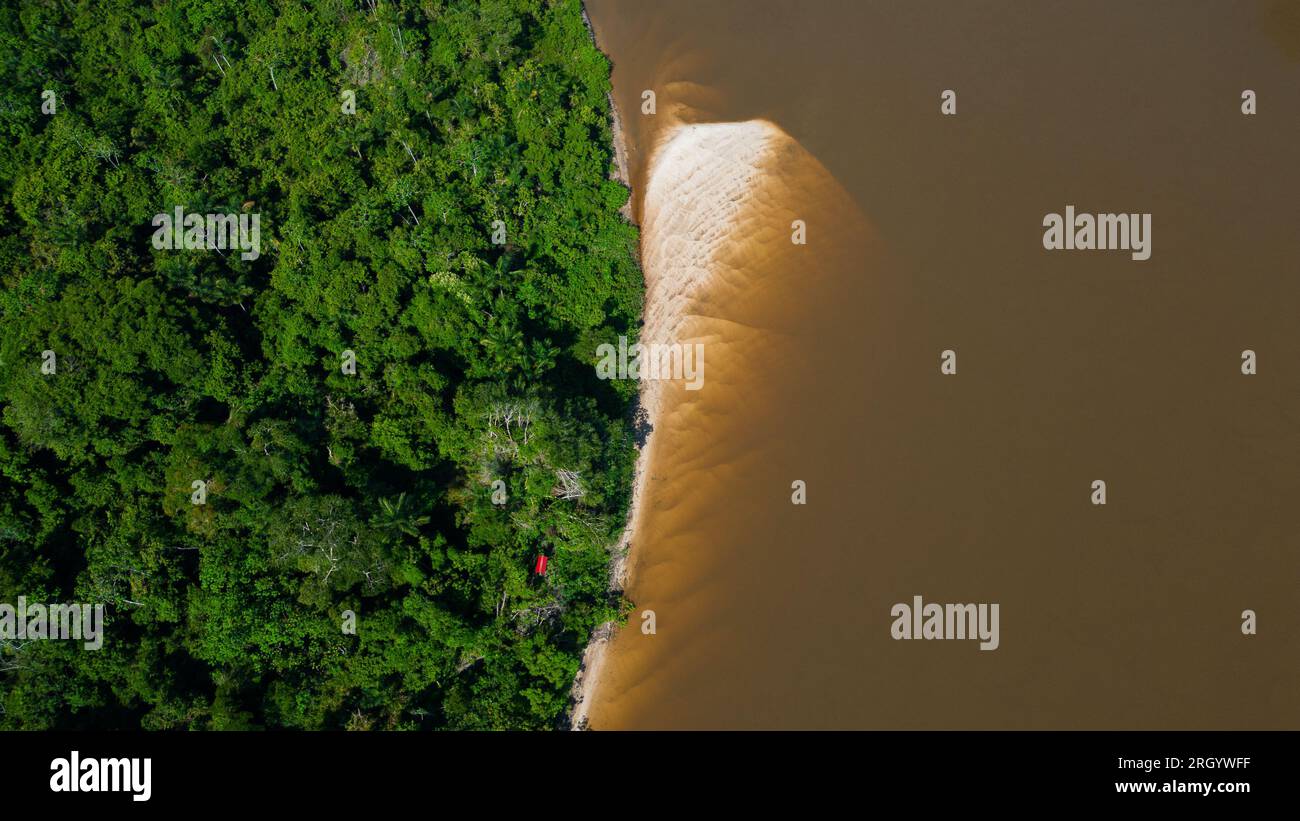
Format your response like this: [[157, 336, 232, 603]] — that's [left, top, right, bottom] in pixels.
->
[[584, 0, 1300, 729]]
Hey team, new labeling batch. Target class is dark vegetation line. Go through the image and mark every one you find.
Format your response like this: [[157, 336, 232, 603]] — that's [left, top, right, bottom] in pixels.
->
[[0, 0, 641, 729]]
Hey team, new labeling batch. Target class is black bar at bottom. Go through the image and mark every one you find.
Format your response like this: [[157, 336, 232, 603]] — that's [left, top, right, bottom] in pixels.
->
[[2, 729, 1287, 809]]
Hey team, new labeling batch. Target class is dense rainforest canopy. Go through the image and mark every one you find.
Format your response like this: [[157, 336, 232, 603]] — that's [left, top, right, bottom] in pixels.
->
[[0, 0, 642, 729]]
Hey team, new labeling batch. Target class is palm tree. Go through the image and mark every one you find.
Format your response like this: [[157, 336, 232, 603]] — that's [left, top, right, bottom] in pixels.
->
[[376, 493, 429, 537]]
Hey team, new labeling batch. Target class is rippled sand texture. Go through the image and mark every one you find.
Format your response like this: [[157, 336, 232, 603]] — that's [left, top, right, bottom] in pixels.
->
[[637, 121, 859, 413], [587, 0, 1300, 729], [587, 115, 883, 728]]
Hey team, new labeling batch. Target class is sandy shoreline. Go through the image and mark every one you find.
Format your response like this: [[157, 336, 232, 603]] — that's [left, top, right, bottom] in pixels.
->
[[567, 4, 643, 730], [568, 7, 791, 730], [566, 136, 790, 728], [565, 401, 655, 729]]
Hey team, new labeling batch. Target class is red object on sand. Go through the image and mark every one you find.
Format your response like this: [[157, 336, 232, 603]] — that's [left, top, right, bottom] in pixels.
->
[[535, 555, 548, 575]]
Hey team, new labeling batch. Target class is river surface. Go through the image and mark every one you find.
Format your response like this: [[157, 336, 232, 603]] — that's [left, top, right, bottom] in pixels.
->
[[585, 0, 1300, 729]]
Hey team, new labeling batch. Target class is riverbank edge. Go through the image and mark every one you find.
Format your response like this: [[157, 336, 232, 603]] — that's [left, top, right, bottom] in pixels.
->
[[565, 2, 646, 731]]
